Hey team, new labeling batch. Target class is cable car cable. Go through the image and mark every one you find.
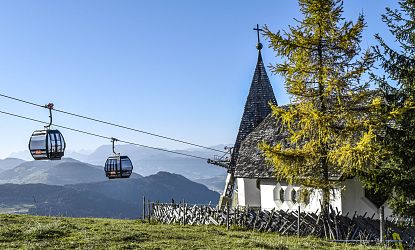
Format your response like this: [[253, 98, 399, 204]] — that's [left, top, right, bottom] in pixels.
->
[[0, 93, 228, 154], [0, 109, 210, 161], [0, 93, 45, 108]]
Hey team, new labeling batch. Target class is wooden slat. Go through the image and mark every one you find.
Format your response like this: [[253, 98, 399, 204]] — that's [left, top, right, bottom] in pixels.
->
[[150, 202, 415, 247]]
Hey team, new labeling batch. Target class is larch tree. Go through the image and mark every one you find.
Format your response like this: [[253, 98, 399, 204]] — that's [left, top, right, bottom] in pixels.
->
[[365, 0, 415, 217], [260, 0, 382, 210]]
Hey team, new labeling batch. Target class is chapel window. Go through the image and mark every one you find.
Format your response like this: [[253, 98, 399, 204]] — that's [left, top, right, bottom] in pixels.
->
[[291, 189, 297, 203], [279, 188, 285, 202]]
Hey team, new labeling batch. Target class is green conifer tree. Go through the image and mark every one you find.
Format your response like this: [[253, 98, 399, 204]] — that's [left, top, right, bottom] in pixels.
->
[[260, 0, 381, 210], [366, 0, 415, 217]]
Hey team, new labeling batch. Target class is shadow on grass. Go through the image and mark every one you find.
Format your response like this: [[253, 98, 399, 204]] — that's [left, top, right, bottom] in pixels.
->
[[0, 229, 24, 242], [253, 241, 288, 250], [119, 232, 150, 243], [31, 227, 68, 240]]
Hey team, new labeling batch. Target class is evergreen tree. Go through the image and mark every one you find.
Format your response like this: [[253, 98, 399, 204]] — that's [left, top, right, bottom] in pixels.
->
[[367, 0, 415, 217], [260, 0, 381, 209]]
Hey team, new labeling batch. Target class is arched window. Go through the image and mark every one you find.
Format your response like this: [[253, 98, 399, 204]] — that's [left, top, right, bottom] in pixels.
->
[[291, 189, 297, 203], [279, 188, 285, 202]]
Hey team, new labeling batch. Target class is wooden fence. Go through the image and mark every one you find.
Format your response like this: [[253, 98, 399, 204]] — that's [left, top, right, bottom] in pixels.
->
[[149, 201, 415, 248]]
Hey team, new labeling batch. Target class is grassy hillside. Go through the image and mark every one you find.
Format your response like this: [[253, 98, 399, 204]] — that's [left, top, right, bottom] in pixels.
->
[[0, 214, 386, 249]]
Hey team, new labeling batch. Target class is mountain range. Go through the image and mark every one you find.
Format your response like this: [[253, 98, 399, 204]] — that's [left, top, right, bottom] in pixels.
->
[[0, 172, 219, 219], [0, 158, 143, 185], [0, 145, 226, 218], [0, 158, 25, 172], [8, 144, 228, 180]]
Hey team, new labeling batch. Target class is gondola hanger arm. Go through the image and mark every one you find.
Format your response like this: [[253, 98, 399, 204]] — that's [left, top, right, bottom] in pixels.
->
[[44, 103, 54, 130], [111, 137, 119, 155]]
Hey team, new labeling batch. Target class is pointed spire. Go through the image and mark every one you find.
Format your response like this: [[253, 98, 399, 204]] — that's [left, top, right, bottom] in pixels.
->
[[229, 25, 277, 171]]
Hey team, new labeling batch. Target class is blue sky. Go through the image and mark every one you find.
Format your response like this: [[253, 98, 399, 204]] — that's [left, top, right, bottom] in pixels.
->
[[0, 0, 399, 159]]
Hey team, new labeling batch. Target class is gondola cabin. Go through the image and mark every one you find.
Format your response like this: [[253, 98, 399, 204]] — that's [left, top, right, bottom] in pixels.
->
[[29, 129, 66, 160], [104, 155, 133, 179]]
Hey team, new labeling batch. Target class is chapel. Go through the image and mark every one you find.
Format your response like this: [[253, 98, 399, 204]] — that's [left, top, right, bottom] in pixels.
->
[[222, 27, 392, 218]]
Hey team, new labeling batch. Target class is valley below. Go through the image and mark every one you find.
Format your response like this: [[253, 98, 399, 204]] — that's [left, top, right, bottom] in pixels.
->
[[0, 145, 227, 218]]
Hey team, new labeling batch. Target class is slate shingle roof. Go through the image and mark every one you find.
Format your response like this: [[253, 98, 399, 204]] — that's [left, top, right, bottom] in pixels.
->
[[234, 111, 285, 178], [230, 51, 277, 171]]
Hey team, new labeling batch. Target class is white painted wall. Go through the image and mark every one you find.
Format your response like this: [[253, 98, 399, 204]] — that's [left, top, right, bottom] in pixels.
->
[[239, 177, 393, 218], [259, 179, 325, 213], [341, 178, 393, 218], [236, 177, 246, 206], [259, 179, 278, 210], [236, 178, 261, 207]]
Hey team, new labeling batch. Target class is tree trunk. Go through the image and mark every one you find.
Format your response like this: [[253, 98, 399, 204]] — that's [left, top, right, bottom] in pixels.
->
[[317, 25, 330, 240], [317, 24, 330, 213]]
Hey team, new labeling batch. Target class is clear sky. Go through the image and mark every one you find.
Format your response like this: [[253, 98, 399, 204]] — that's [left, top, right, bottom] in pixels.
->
[[0, 0, 400, 159]]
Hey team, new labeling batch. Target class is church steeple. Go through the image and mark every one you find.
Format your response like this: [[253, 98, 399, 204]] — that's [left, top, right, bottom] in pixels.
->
[[216, 25, 278, 207], [230, 24, 277, 170]]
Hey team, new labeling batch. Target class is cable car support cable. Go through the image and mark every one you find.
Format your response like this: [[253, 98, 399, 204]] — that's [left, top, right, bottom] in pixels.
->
[[0, 109, 211, 161], [0, 93, 228, 154]]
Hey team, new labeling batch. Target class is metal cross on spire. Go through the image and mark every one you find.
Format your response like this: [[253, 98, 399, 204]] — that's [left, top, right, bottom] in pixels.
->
[[253, 24, 263, 50]]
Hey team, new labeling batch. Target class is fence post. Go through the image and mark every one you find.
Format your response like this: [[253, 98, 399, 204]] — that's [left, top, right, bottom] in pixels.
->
[[152, 202, 155, 221], [226, 202, 230, 230], [142, 196, 146, 220], [380, 205, 385, 244], [184, 203, 187, 225], [234, 206, 237, 226], [297, 205, 301, 237], [245, 205, 249, 227], [148, 200, 151, 224]]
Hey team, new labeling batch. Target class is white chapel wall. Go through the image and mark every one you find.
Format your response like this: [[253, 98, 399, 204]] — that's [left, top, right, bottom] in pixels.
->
[[341, 178, 393, 218], [239, 177, 394, 218], [236, 178, 261, 207], [259, 179, 335, 213]]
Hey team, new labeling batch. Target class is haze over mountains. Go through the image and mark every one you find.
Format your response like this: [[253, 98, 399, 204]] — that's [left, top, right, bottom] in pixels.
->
[[0, 158, 131, 185], [0, 144, 226, 218], [8, 144, 228, 180], [0, 158, 25, 172], [0, 172, 219, 219]]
